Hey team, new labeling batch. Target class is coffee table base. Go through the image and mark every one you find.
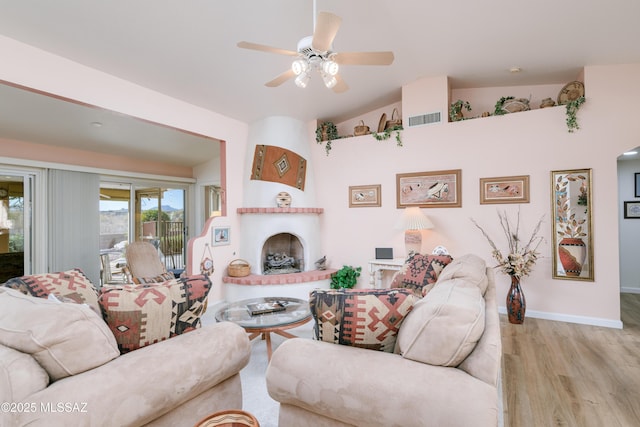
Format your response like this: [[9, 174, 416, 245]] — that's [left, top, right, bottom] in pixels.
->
[[244, 316, 311, 361]]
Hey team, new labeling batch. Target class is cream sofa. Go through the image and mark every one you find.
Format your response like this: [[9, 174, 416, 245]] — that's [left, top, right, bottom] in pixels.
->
[[266, 254, 502, 427], [0, 285, 251, 427]]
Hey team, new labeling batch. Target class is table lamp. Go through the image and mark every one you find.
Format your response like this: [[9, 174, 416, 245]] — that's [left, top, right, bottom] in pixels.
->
[[400, 207, 434, 255]]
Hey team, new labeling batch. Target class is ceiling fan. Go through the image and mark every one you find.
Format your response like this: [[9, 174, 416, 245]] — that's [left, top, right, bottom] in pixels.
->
[[237, 4, 394, 93]]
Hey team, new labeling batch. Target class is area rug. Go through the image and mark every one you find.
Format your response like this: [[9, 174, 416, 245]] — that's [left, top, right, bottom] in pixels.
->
[[201, 306, 313, 427]]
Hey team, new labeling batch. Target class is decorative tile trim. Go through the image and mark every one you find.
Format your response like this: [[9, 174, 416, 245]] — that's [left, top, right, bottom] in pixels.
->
[[223, 269, 337, 285], [237, 207, 323, 214]]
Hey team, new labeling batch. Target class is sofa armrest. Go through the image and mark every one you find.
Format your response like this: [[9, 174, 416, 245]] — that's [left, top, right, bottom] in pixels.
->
[[15, 322, 251, 427], [266, 338, 498, 427]]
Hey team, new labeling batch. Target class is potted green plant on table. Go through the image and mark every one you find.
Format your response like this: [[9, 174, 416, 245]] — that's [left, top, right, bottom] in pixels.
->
[[330, 265, 362, 289]]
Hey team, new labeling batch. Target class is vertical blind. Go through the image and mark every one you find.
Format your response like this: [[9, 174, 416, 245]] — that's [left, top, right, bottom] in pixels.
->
[[48, 169, 100, 285]]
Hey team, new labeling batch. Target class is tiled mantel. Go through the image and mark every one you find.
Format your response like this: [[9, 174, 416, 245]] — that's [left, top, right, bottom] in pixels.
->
[[237, 207, 324, 214]]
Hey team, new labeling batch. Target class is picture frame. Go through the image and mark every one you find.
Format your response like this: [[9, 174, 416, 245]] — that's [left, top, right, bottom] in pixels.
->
[[349, 184, 381, 207], [212, 226, 230, 246], [396, 169, 461, 208], [624, 201, 640, 218], [479, 175, 530, 204], [635, 173, 640, 197], [551, 168, 594, 281]]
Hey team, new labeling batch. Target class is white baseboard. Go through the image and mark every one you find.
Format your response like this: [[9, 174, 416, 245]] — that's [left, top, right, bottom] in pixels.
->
[[621, 287, 640, 294], [498, 306, 623, 329]]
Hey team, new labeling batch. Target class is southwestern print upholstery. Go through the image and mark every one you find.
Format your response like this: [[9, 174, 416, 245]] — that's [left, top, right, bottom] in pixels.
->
[[390, 254, 453, 297], [98, 275, 211, 353], [309, 288, 418, 352], [3, 269, 100, 314]]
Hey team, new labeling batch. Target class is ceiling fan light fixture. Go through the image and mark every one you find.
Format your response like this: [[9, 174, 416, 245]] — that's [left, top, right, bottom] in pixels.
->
[[322, 73, 337, 89], [322, 59, 339, 76], [291, 59, 308, 76], [295, 72, 311, 88]]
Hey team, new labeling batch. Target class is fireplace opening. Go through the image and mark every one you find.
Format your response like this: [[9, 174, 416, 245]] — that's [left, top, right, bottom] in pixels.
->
[[261, 233, 303, 275]]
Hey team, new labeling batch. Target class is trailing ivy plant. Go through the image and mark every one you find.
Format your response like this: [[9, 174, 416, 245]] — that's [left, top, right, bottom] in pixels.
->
[[565, 96, 586, 133], [330, 265, 362, 289], [449, 99, 472, 122], [493, 96, 515, 116], [316, 121, 339, 155], [371, 124, 404, 147]]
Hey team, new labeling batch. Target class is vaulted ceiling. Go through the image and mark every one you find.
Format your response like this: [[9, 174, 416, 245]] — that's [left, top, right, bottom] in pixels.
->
[[1, 0, 639, 167]]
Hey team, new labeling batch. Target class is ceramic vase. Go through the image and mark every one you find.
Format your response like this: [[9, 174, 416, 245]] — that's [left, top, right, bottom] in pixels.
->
[[506, 275, 526, 324]]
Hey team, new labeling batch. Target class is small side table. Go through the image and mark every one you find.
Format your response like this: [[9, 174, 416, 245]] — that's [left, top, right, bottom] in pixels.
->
[[368, 257, 406, 288]]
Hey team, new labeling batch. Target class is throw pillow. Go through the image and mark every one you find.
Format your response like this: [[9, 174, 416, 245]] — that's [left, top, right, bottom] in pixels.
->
[[390, 254, 453, 297], [98, 274, 211, 353], [309, 288, 418, 353], [396, 276, 486, 367], [0, 287, 120, 381], [3, 269, 101, 314]]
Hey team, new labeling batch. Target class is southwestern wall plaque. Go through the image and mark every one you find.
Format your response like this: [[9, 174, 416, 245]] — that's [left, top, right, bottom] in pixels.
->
[[251, 145, 307, 190]]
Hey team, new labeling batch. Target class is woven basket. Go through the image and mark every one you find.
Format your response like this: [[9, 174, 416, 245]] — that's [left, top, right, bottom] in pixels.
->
[[385, 108, 402, 130], [354, 120, 369, 136], [228, 259, 250, 277]]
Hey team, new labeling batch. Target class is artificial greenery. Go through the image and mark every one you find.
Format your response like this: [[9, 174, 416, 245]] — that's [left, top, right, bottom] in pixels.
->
[[371, 124, 404, 147], [493, 96, 515, 116], [565, 96, 586, 133], [316, 121, 339, 155], [449, 99, 472, 122], [330, 265, 362, 289]]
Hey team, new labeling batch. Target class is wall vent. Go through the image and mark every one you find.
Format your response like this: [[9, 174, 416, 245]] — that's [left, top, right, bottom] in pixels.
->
[[407, 111, 442, 127]]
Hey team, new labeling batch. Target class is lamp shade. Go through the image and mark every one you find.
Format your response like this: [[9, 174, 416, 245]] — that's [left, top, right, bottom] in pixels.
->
[[400, 207, 434, 230]]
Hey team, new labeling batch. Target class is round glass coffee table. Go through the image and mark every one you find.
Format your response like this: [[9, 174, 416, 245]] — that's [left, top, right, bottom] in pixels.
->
[[215, 297, 311, 360]]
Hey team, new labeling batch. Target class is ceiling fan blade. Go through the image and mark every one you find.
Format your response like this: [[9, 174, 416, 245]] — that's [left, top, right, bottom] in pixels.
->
[[265, 69, 296, 87], [333, 51, 395, 66], [312, 12, 342, 52], [237, 41, 298, 56], [332, 74, 349, 93]]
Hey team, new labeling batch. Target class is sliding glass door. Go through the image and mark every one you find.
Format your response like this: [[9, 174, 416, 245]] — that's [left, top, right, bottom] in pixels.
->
[[0, 170, 34, 282]]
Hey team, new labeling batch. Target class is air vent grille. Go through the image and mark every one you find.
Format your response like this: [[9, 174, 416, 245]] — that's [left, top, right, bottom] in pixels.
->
[[408, 111, 442, 127]]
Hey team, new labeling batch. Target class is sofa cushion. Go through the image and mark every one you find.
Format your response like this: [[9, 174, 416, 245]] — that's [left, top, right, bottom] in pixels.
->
[[436, 253, 489, 295], [397, 276, 486, 366], [3, 269, 100, 314], [0, 287, 120, 381], [0, 345, 50, 402], [98, 274, 211, 353], [309, 288, 418, 353], [390, 254, 453, 297]]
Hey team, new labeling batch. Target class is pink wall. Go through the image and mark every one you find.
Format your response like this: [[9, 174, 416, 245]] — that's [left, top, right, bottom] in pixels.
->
[[0, 137, 193, 177], [2, 33, 639, 323], [310, 64, 640, 327]]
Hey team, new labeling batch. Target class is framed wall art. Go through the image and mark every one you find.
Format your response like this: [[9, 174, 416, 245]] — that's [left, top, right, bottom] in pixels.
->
[[635, 173, 640, 197], [479, 175, 530, 204], [624, 201, 640, 218], [551, 168, 593, 281], [212, 226, 230, 246], [396, 169, 461, 208], [349, 184, 381, 207]]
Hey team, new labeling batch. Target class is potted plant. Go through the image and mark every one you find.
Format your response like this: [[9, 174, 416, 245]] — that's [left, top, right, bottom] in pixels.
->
[[316, 121, 339, 155], [330, 265, 362, 289], [371, 124, 404, 147], [493, 96, 515, 116], [449, 100, 472, 122], [565, 96, 586, 133]]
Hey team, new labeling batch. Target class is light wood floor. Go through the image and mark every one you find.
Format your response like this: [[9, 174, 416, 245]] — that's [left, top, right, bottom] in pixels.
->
[[501, 293, 640, 427]]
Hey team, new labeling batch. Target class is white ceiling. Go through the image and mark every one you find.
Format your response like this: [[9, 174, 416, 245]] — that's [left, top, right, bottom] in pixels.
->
[[1, 0, 639, 167]]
